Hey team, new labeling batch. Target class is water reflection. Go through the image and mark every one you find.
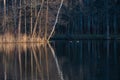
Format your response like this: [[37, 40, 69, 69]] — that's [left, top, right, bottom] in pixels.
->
[[0, 40, 120, 80], [0, 43, 63, 80], [52, 40, 120, 80]]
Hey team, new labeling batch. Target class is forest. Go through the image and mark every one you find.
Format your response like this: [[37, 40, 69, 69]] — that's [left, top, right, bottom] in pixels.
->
[[0, 0, 120, 41]]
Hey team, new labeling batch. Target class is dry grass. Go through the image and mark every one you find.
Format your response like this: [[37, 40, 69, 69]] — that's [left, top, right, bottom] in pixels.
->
[[0, 32, 47, 43]]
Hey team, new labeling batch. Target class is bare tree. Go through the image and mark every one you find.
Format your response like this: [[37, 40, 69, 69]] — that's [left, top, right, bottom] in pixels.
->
[[0, 0, 65, 42]]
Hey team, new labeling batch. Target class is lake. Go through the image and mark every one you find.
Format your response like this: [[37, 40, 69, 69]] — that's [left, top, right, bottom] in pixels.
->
[[0, 40, 120, 80]]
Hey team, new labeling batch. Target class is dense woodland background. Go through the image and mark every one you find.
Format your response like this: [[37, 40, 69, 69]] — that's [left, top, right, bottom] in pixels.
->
[[55, 0, 120, 39], [0, 0, 120, 39]]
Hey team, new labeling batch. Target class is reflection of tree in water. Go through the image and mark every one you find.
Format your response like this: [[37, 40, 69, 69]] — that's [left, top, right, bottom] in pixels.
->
[[0, 43, 64, 80]]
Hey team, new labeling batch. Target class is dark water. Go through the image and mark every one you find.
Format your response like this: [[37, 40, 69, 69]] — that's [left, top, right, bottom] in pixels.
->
[[0, 40, 120, 80], [52, 40, 120, 80]]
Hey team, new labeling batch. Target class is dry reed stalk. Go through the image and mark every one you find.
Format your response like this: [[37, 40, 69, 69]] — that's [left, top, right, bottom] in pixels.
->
[[0, 33, 47, 43]]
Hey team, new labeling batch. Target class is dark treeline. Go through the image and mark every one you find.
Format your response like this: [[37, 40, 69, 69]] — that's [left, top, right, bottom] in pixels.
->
[[54, 0, 120, 40]]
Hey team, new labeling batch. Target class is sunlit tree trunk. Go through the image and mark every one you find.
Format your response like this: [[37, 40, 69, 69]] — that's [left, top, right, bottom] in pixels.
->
[[38, 10, 42, 38], [32, 0, 44, 38], [45, 0, 48, 40], [3, 0, 6, 32], [24, 0, 27, 35], [18, 0, 22, 41], [35, 0, 37, 17], [30, 0, 33, 35], [12, 0, 17, 35]]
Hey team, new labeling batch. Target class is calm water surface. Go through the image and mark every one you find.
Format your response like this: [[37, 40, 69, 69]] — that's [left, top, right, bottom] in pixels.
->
[[0, 40, 120, 80]]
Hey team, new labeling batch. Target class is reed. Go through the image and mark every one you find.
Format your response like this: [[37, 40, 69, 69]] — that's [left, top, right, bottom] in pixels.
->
[[0, 33, 46, 43]]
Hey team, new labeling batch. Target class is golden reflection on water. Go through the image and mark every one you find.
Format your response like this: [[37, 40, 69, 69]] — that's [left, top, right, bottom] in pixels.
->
[[0, 43, 64, 80]]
